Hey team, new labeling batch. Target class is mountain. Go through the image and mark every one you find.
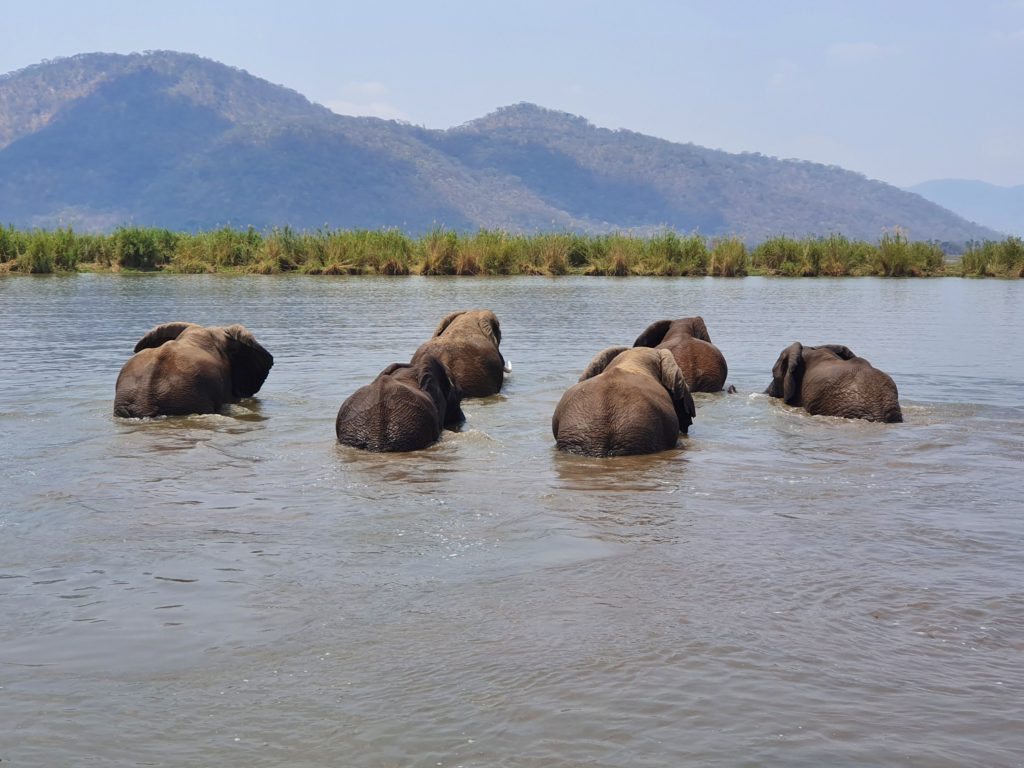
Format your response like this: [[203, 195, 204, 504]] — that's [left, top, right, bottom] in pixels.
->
[[905, 179, 1021, 237], [0, 51, 1001, 242]]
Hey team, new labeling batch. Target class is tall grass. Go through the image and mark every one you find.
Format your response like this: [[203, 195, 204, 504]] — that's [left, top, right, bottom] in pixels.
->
[[749, 232, 947, 277], [0, 225, 1020, 278], [959, 237, 1024, 277], [709, 237, 747, 276], [750, 234, 864, 276]]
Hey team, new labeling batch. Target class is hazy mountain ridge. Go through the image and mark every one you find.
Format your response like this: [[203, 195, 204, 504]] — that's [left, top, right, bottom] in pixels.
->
[[906, 179, 1021, 236], [0, 51, 330, 151], [0, 52, 1001, 242], [437, 103, 993, 242]]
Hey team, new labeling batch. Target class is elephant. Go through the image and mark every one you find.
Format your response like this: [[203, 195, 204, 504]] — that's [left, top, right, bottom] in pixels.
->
[[552, 346, 696, 457], [410, 310, 510, 397], [765, 342, 903, 422], [633, 316, 728, 392], [114, 322, 273, 417], [336, 355, 465, 452]]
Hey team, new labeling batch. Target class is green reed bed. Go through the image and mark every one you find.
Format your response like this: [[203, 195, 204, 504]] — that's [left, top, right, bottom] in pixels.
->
[[958, 237, 1024, 278], [1, 225, 1021, 277], [748, 233, 945, 277]]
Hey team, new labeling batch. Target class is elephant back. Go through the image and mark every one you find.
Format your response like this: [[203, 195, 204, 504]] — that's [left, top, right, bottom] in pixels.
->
[[804, 359, 903, 423], [336, 375, 443, 452], [553, 375, 682, 457]]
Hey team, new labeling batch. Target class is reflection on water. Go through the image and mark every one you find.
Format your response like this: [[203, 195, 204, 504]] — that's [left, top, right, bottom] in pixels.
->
[[552, 448, 689, 491], [1, 275, 1022, 767]]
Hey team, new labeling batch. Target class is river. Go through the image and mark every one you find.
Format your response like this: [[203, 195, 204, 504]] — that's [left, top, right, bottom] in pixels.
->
[[1, 275, 1022, 766]]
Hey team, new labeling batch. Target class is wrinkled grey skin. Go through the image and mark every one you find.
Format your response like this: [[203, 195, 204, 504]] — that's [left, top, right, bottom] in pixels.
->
[[114, 322, 273, 417], [633, 315, 729, 392], [552, 347, 697, 457], [765, 342, 903, 423], [411, 310, 507, 397], [336, 355, 465, 452]]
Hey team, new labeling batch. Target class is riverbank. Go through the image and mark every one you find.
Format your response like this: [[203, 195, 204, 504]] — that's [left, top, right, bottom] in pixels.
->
[[1, 226, 1022, 277]]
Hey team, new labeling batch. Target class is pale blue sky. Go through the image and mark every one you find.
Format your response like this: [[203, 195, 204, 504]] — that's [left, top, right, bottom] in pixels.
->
[[3, 1, 1022, 186]]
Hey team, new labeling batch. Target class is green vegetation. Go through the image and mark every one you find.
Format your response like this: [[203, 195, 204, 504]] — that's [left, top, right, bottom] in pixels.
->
[[957, 237, 1024, 278], [748, 232, 947, 277], [1, 225, 1021, 278]]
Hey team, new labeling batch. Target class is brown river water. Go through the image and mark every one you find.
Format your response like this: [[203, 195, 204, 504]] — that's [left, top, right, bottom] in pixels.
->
[[1, 275, 1022, 766]]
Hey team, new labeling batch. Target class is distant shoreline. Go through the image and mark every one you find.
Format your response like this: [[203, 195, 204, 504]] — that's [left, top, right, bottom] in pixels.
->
[[2, 226, 1021, 278]]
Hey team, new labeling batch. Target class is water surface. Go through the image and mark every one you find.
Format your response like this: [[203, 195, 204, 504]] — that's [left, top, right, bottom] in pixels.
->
[[1, 275, 1022, 766]]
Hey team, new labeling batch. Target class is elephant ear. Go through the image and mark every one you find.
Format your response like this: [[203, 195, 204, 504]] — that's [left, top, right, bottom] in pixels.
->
[[821, 344, 857, 360], [133, 322, 198, 353], [633, 319, 671, 349], [773, 342, 804, 405], [222, 325, 274, 398], [689, 316, 712, 343], [659, 349, 696, 431], [438, 362, 466, 429], [480, 312, 502, 347], [418, 354, 465, 428], [579, 346, 629, 381], [432, 311, 466, 338]]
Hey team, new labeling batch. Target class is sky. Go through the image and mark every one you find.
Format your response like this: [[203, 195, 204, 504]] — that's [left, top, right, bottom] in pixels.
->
[[2, 0, 1022, 187]]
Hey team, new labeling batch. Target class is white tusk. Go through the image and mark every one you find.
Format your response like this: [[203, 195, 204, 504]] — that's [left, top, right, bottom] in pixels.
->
[[503, 359, 513, 374]]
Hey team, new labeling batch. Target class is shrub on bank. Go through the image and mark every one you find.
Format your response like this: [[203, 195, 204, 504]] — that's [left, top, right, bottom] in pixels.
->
[[112, 227, 176, 270], [748, 233, 944, 277], [960, 237, 1024, 277], [751, 235, 795, 273], [421, 228, 460, 275], [533, 233, 573, 275], [18, 231, 56, 273], [709, 237, 747, 276], [640, 231, 708, 275]]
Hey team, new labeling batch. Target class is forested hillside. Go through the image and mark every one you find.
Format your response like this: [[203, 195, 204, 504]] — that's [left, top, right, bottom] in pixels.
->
[[0, 52, 1000, 243]]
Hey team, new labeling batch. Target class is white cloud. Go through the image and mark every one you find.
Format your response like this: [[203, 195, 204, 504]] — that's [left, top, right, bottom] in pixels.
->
[[323, 80, 408, 120], [325, 99, 409, 121]]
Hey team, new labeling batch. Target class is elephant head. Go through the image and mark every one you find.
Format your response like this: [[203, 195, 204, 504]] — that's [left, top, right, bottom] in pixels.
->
[[633, 316, 712, 347], [432, 310, 502, 348], [114, 322, 273, 417], [765, 342, 902, 422], [552, 346, 696, 457], [336, 354, 465, 452], [632, 316, 728, 392], [411, 309, 508, 397]]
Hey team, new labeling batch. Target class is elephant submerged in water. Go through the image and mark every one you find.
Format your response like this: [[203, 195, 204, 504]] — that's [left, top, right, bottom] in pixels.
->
[[632, 316, 729, 392], [552, 347, 696, 457], [765, 342, 902, 423], [411, 310, 510, 397], [336, 355, 465, 452], [114, 322, 273, 417]]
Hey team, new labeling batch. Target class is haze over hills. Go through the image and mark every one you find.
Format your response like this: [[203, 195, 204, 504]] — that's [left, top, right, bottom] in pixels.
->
[[0, 51, 1001, 243], [906, 180, 1021, 237]]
